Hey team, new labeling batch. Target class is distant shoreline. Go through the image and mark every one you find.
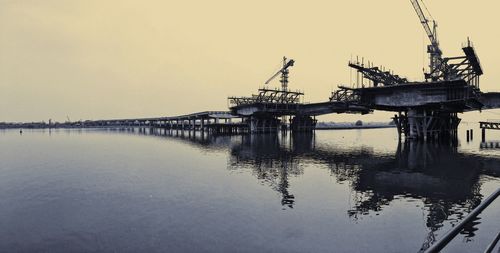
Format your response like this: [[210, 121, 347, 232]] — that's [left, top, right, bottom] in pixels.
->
[[315, 125, 396, 130]]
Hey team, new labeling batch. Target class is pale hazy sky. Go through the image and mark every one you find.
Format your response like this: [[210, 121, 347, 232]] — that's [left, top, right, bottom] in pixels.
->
[[1, 0, 499, 122]]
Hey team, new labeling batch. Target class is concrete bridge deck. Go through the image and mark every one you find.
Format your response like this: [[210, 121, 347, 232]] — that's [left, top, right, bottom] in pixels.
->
[[229, 101, 371, 117], [91, 111, 236, 125], [66, 111, 243, 133]]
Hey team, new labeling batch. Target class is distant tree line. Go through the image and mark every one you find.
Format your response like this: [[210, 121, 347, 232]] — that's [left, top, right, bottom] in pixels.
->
[[0, 121, 86, 129]]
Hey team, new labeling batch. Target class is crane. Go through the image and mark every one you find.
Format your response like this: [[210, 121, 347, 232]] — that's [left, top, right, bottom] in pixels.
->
[[410, 0, 446, 81], [265, 56, 295, 92]]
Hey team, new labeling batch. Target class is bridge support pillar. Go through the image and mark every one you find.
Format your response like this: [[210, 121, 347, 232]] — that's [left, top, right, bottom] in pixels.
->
[[393, 112, 405, 139], [397, 109, 460, 141], [290, 115, 317, 132], [249, 115, 280, 133], [407, 110, 418, 139]]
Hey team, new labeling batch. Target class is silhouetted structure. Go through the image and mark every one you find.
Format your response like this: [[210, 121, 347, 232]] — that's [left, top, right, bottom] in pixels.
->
[[227, 1, 500, 140], [329, 1, 492, 142]]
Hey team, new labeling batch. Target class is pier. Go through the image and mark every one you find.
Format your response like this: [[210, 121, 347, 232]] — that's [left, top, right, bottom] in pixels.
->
[[479, 121, 500, 142], [76, 111, 247, 134]]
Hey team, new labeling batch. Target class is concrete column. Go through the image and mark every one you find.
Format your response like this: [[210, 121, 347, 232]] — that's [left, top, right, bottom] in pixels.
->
[[250, 117, 257, 133], [395, 112, 402, 138], [423, 110, 427, 141], [408, 109, 417, 139]]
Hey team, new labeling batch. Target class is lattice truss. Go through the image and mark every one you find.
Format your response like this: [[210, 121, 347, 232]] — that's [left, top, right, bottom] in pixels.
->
[[348, 43, 482, 88], [428, 43, 483, 86], [229, 88, 304, 106], [330, 87, 361, 103], [348, 61, 409, 87]]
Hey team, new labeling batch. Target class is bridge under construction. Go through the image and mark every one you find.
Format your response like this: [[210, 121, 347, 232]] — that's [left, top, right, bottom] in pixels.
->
[[58, 0, 500, 142], [226, 0, 500, 140]]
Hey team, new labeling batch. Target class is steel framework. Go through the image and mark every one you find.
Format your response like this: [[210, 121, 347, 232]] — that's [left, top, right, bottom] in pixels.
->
[[330, 86, 361, 103], [229, 88, 304, 107], [348, 60, 408, 87]]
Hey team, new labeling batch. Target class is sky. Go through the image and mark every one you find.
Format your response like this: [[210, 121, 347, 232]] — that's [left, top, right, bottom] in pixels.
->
[[1, 0, 500, 123]]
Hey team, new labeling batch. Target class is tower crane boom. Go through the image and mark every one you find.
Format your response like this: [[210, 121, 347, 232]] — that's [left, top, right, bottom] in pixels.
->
[[411, 0, 439, 51], [410, 0, 445, 80]]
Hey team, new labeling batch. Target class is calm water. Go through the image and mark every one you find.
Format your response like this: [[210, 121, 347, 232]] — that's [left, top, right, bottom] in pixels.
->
[[0, 126, 499, 253]]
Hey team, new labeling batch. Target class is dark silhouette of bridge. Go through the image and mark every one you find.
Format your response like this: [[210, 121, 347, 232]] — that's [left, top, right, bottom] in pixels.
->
[[226, 1, 500, 140], [18, 0, 500, 143]]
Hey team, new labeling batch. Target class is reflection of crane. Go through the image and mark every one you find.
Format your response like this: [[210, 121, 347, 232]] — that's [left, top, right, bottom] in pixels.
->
[[410, 0, 445, 81], [265, 56, 295, 92]]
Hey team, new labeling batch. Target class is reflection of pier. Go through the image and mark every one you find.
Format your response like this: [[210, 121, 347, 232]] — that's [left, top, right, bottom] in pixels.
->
[[225, 135, 498, 251], [100, 126, 236, 153], [229, 133, 315, 208], [103, 128, 500, 250], [480, 141, 500, 149], [350, 142, 484, 251]]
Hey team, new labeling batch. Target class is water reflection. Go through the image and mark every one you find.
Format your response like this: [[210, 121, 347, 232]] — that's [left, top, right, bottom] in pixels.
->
[[229, 133, 315, 208], [229, 134, 499, 251], [352, 142, 484, 251], [101, 127, 499, 251], [126, 127, 235, 151]]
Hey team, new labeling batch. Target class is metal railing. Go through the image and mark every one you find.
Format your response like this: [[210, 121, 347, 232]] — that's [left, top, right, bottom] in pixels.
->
[[484, 232, 500, 253], [425, 188, 500, 253]]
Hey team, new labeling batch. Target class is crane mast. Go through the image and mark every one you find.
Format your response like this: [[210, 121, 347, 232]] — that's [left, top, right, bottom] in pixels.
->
[[410, 0, 444, 81], [265, 56, 295, 92], [343, 0, 483, 92], [264, 56, 295, 130]]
